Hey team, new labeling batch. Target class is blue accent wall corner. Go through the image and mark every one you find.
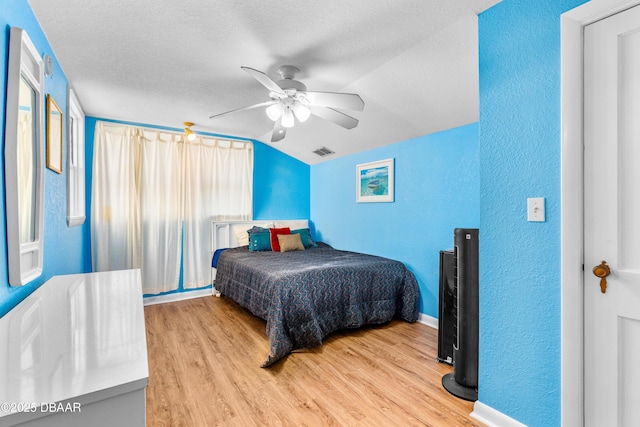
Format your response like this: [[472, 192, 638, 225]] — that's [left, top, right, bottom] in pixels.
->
[[253, 142, 310, 220]]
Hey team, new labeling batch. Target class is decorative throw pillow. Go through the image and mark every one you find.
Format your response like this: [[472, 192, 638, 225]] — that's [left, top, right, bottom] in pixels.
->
[[269, 227, 291, 252], [291, 228, 317, 248], [247, 226, 269, 239], [249, 230, 271, 252], [233, 224, 271, 247], [277, 233, 305, 252], [233, 225, 251, 246]]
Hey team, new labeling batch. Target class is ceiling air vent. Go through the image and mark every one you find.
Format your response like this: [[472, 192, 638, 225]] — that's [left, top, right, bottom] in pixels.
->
[[312, 147, 335, 157]]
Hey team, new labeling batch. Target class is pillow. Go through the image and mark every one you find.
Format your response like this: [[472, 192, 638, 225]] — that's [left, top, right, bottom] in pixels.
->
[[232, 223, 272, 247], [277, 233, 305, 252], [249, 230, 271, 252], [274, 220, 309, 230], [291, 228, 317, 248], [248, 225, 269, 236], [232, 225, 251, 247], [269, 227, 291, 252]]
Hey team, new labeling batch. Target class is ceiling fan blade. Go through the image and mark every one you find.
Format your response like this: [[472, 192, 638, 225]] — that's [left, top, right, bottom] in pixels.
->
[[271, 117, 287, 142], [309, 106, 359, 130], [304, 91, 364, 111], [209, 100, 277, 119], [241, 66, 287, 97]]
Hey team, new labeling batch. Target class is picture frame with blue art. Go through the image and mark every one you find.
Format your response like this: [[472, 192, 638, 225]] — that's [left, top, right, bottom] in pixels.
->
[[356, 158, 394, 203]]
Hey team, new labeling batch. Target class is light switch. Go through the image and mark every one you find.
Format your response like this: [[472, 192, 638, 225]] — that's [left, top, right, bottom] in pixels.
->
[[527, 198, 545, 222]]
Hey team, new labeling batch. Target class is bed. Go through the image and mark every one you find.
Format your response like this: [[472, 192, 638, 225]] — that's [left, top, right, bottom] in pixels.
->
[[211, 220, 420, 367]]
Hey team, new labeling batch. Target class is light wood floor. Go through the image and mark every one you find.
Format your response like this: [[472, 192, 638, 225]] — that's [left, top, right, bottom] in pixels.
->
[[144, 295, 484, 427]]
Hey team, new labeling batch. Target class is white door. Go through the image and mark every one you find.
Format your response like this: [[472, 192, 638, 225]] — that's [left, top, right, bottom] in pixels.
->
[[584, 5, 640, 426]]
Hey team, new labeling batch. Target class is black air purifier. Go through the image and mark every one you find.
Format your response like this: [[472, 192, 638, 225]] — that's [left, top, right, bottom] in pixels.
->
[[442, 228, 479, 401]]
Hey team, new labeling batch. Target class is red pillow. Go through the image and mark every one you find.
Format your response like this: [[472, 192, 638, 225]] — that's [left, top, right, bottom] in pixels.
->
[[269, 227, 291, 252]]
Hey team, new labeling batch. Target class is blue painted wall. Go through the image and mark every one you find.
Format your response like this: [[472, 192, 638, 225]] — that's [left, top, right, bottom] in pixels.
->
[[0, 0, 90, 318], [253, 142, 310, 220], [478, 1, 586, 426], [311, 123, 479, 317]]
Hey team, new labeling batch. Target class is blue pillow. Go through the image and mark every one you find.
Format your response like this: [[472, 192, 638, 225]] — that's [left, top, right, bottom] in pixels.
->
[[247, 226, 269, 238], [246, 226, 269, 249], [249, 230, 271, 252], [291, 228, 317, 248]]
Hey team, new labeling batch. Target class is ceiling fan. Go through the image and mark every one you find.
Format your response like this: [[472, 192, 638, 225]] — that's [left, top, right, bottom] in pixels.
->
[[209, 66, 364, 142]]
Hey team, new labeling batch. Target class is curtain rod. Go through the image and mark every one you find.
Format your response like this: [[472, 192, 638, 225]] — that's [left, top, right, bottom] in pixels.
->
[[97, 120, 253, 145]]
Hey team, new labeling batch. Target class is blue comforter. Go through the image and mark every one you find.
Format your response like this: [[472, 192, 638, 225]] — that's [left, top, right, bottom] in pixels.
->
[[214, 243, 419, 367]]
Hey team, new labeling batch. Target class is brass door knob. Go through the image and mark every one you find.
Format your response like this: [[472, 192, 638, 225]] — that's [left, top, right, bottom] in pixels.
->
[[592, 261, 611, 293]]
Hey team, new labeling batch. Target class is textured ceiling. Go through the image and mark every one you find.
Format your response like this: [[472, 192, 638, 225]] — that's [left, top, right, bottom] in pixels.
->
[[28, 0, 499, 165]]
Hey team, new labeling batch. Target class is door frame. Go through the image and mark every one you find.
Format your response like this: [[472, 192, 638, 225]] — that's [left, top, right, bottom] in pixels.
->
[[561, 1, 640, 425]]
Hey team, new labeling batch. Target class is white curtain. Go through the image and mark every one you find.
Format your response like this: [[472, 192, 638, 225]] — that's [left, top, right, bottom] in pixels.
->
[[91, 123, 140, 272], [182, 138, 253, 288], [91, 122, 252, 294], [138, 131, 183, 294]]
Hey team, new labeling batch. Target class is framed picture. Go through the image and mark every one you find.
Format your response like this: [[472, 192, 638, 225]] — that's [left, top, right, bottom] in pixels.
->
[[46, 94, 62, 173], [356, 158, 394, 203]]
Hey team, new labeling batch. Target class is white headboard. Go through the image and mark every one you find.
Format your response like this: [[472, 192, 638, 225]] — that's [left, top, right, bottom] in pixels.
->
[[211, 219, 310, 253], [210, 219, 309, 285]]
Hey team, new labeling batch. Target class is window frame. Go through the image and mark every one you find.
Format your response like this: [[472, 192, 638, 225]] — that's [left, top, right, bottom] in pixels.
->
[[67, 88, 86, 226]]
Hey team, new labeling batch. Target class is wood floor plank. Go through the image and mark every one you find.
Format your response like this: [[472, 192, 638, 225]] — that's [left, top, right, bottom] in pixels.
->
[[145, 296, 484, 426]]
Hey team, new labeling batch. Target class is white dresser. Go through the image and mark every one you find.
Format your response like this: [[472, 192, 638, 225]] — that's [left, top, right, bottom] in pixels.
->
[[0, 269, 148, 427]]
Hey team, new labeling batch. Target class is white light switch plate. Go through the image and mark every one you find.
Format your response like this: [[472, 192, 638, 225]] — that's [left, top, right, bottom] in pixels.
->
[[527, 198, 545, 222]]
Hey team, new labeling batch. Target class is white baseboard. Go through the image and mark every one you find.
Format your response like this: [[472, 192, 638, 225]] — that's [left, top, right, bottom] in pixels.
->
[[418, 312, 438, 329], [143, 288, 213, 306], [471, 401, 527, 427]]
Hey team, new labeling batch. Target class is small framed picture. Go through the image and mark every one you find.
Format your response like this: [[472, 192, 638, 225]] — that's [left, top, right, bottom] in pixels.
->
[[46, 94, 63, 173], [356, 158, 394, 203]]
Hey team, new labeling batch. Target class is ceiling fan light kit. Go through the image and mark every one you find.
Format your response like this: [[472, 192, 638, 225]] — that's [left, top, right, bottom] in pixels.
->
[[210, 65, 364, 142], [265, 103, 283, 121], [292, 102, 310, 122], [281, 108, 295, 128]]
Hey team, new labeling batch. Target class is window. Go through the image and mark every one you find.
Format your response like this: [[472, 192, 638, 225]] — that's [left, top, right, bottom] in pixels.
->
[[67, 88, 85, 226]]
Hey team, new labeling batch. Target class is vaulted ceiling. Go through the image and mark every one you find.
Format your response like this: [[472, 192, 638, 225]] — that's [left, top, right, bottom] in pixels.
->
[[28, 0, 499, 164]]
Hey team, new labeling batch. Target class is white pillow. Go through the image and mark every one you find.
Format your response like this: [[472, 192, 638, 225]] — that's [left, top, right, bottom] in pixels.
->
[[273, 220, 309, 230]]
